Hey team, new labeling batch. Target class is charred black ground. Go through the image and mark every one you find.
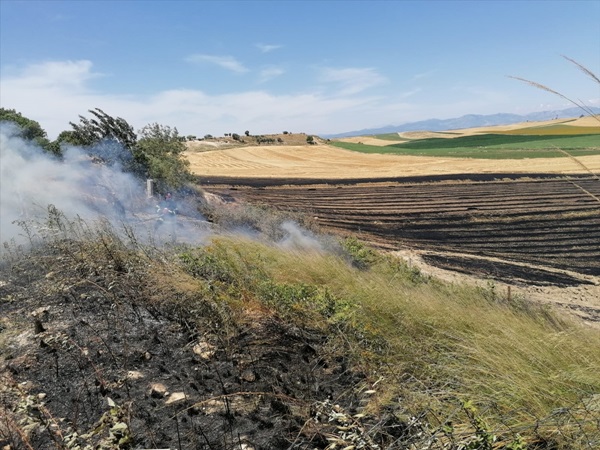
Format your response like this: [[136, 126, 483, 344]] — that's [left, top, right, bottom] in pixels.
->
[[0, 239, 402, 449]]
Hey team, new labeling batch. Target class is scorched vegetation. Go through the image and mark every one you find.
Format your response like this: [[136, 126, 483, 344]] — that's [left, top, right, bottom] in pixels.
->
[[1, 203, 599, 449]]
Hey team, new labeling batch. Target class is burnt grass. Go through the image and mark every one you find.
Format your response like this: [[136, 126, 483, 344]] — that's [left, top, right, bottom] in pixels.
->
[[2, 173, 599, 449], [0, 239, 403, 449]]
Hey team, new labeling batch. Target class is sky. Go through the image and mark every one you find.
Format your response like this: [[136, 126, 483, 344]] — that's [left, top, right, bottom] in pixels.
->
[[1, 0, 599, 139]]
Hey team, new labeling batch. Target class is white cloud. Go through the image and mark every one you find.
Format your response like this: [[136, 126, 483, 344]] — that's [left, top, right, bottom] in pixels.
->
[[0, 59, 390, 139], [398, 88, 422, 99], [185, 54, 249, 73], [255, 43, 282, 53], [319, 67, 387, 95], [258, 67, 285, 83], [8, 60, 101, 90], [7, 59, 559, 139], [412, 69, 436, 81]]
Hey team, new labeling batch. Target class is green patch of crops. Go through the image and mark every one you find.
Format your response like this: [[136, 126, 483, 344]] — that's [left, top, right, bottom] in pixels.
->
[[330, 133, 600, 159]]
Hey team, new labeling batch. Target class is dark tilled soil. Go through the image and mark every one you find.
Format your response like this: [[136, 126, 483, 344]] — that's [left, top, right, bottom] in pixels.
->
[[200, 174, 600, 286]]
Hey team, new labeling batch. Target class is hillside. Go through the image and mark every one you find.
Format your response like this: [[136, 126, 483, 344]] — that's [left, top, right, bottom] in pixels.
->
[[1, 199, 600, 449], [324, 106, 600, 138], [184, 116, 600, 180], [2, 117, 600, 449]]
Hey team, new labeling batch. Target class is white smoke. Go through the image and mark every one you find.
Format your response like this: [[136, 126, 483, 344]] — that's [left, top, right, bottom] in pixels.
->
[[277, 220, 324, 252], [0, 123, 329, 255], [0, 123, 147, 247]]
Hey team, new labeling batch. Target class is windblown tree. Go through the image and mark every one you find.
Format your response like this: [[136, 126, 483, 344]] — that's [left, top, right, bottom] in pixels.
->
[[134, 123, 191, 192], [64, 109, 191, 192], [65, 108, 139, 170], [69, 108, 137, 149]]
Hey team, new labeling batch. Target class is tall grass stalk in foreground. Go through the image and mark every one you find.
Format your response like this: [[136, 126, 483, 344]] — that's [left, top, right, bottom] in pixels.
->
[[510, 55, 600, 205], [509, 55, 600, 125]]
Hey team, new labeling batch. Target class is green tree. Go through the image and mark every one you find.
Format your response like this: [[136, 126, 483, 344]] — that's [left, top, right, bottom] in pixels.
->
[[134, 123, 191, 192], [0, 108, 59, 155], [64, 109, 192, 191]]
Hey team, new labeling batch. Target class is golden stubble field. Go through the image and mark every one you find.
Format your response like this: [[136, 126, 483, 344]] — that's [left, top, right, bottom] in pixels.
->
[[185, 116, 600, 179]]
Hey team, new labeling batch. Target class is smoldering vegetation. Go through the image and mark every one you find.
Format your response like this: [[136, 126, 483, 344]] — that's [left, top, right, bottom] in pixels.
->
[[1, 123, 328, 254]]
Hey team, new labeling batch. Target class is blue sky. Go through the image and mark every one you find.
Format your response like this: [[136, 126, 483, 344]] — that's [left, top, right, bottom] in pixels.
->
[[1, 0, 599, 139]]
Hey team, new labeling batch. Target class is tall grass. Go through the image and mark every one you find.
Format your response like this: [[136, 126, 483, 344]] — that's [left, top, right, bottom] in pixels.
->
[[4, 204, 599, 447], [178, 235, 600, 447]]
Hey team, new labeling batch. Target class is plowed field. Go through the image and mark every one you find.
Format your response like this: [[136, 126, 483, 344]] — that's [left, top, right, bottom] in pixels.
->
[[201, 174, 600, 288]]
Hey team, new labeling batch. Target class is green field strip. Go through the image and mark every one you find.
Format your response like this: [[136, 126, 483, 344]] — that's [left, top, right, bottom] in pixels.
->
[[372, 131, 461, 140], [331, 133, 600, 158]]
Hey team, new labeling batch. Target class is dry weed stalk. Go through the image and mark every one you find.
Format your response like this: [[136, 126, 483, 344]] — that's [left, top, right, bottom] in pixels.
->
[[511, 55, 600, 205], [508, 55, 600, 125]]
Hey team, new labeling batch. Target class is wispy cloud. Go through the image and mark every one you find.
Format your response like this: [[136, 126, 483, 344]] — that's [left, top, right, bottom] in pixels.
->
[[258, 67, 285, 83], [6, 60, 101, 90], [185, 54, 248, 73], [399, 88, 422, 99], [0, 60, 389, 139], [319, 67, 387, 95], [412, 69, 436, 81], [255, 43, 283, 53], [6, 59, 551, 139]]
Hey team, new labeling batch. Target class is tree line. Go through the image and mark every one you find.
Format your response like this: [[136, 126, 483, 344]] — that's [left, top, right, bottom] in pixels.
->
[[0, 107, 191, 194]]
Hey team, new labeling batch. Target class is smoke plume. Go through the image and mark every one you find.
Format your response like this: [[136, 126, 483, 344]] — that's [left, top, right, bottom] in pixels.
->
[[1, 123, 329, 255], [1, 123, 153, 248]]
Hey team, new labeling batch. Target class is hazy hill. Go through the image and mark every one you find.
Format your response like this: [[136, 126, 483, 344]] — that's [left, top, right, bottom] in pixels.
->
[[325, 106, 600, 138]]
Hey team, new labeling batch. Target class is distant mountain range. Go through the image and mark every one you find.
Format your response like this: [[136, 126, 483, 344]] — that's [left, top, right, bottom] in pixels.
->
[[324, 106, 600, 138]]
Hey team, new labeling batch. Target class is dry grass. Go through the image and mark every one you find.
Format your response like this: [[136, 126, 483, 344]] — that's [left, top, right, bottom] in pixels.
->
[[178, 234, 600, 448]]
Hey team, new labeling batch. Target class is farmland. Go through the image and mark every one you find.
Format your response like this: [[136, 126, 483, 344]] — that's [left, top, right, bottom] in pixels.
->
[[191, 116, 600, 323], [201, 175, 599, 287], [331, 133, 600, 159]]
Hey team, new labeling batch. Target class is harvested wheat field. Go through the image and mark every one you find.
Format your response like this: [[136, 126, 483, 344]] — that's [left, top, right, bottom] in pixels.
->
[[188, 119, 600, 326], [187, 143, 600, 179]]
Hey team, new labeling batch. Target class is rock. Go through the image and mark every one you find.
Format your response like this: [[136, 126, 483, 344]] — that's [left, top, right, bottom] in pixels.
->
[[165, 392, 186, 405], [241, 369, 256, 382], [127, 370, 144, 380], [192, 340, 216, 359], [149, 382, 168, 398]]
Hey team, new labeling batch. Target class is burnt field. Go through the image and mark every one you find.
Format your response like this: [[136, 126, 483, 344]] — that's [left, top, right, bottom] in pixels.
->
[[200, 173, 600, 287]]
